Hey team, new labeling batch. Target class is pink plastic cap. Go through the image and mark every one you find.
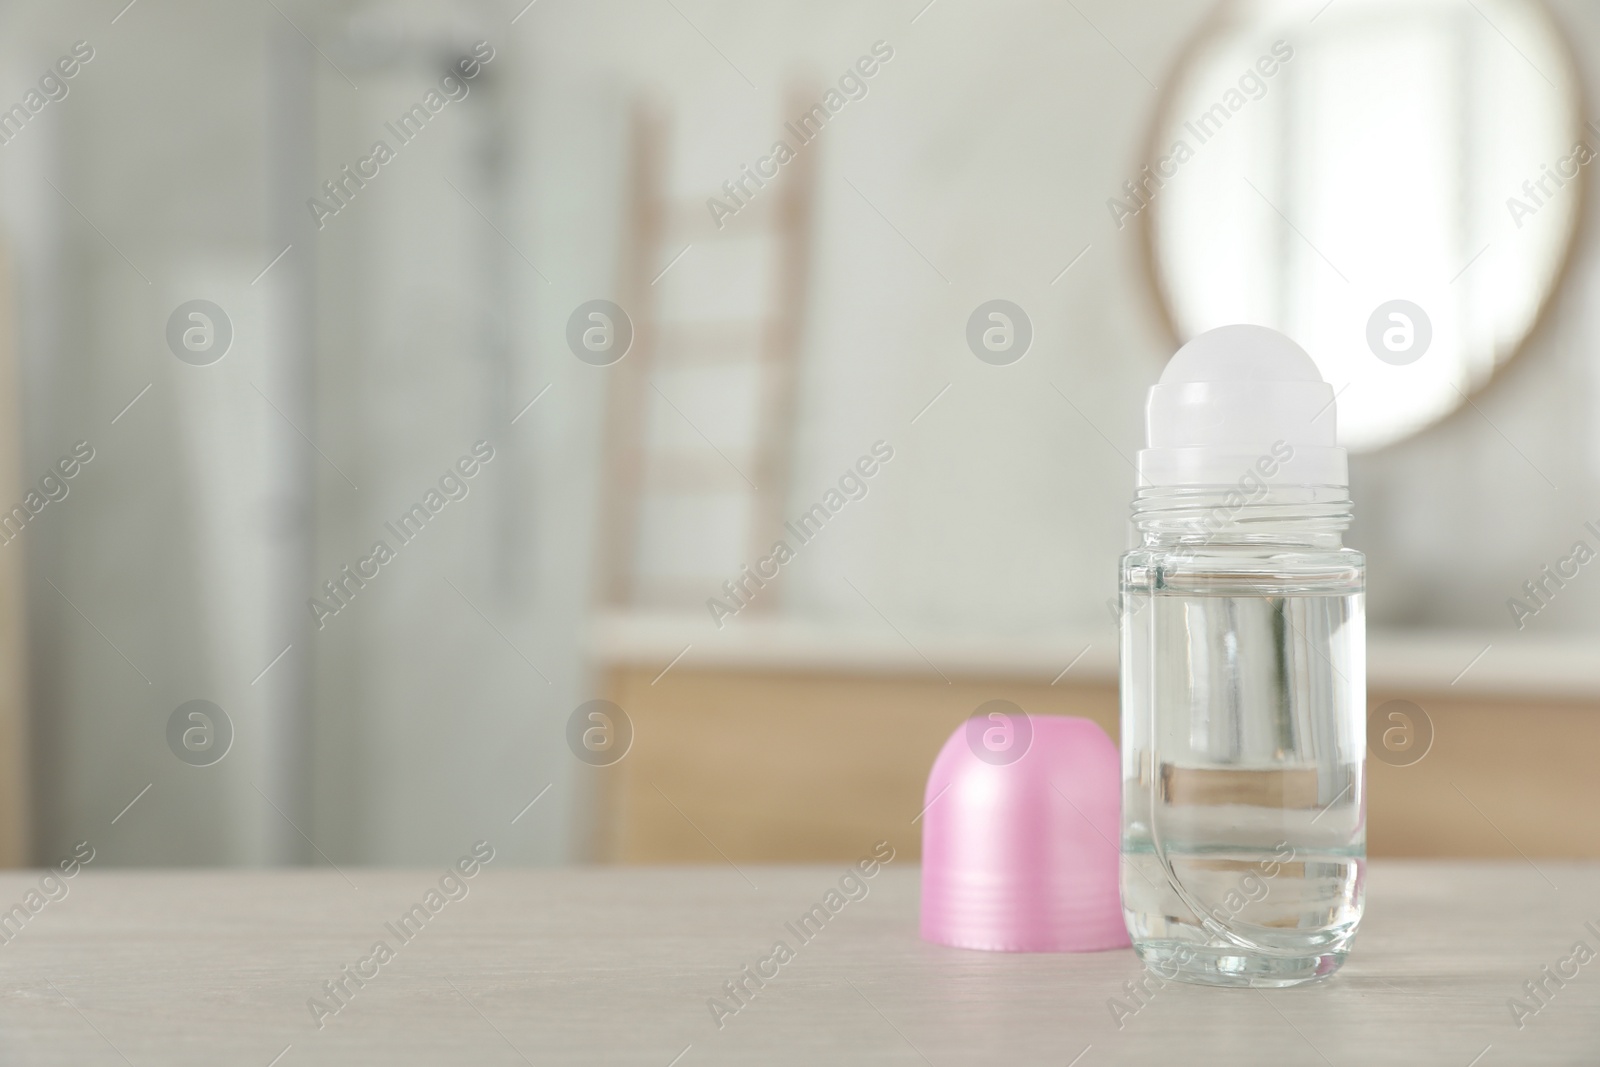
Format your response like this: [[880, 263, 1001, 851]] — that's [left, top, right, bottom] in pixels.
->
[[920, 710, 1129, 952]]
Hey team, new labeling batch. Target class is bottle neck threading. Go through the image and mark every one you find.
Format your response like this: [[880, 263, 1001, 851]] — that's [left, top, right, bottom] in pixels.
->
[[1131, 485, 1352, 549]]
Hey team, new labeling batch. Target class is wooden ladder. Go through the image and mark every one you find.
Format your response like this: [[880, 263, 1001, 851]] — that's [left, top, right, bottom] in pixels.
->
[[597, 92, 818, 612]]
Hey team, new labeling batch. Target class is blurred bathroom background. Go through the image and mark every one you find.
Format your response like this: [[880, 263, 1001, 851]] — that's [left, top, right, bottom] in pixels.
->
[[0, 0, 1596, 868]]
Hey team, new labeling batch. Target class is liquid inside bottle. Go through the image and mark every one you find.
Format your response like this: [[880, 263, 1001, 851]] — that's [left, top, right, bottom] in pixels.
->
[[1120, 487, 1365, 987]]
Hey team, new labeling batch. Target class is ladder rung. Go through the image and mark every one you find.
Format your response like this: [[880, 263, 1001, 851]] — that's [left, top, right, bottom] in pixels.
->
[[655, 322, 769, 364], [663, 195, 779, 236], [643, 453, 760, 493]]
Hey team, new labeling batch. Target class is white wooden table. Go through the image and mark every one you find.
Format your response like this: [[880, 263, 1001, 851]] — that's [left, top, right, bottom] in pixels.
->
[[0, 862, 1593, 1065]]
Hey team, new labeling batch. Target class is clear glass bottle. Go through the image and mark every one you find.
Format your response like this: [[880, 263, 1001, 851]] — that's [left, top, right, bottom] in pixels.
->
[[1119, 325, 1365, 988]]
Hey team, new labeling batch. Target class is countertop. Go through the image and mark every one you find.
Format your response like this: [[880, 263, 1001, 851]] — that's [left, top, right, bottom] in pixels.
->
[[0, 862, 1595, 1064]]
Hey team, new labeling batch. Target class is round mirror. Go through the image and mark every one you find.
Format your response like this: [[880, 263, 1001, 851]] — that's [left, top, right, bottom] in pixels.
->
[[1140, 0, 1584, 451]]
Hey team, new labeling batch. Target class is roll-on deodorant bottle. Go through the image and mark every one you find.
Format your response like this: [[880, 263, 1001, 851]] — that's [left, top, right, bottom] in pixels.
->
[[1119, 324, 1365, 987]]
